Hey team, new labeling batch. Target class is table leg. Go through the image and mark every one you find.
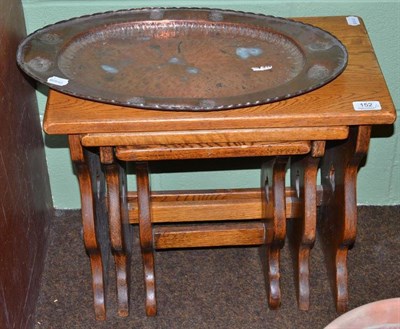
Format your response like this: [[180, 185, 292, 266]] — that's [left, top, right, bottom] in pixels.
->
[[288, 141, 325, 310], [101, 147, 132, 317], [319, 126, 371, 312], [135, 161, 157, 316], [261, 156, 289, 309], [68, 135, 110, 320]]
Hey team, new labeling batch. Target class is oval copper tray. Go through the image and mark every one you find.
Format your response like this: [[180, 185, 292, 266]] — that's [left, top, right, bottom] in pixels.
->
[[17, 8, 348, 111]]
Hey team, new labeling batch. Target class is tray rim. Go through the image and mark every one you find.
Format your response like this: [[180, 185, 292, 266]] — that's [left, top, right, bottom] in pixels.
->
[[17, 7, 348, 111]]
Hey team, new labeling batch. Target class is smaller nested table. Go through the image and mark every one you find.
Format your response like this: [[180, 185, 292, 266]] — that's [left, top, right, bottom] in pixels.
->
[[44, 16, 396, 320]]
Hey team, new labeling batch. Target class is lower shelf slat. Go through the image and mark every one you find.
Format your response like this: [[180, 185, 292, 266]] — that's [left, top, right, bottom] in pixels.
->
[[153, 222, 265, 249]]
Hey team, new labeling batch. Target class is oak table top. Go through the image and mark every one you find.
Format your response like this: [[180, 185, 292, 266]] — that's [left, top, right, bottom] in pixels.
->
[[43, 16, 396, 136]]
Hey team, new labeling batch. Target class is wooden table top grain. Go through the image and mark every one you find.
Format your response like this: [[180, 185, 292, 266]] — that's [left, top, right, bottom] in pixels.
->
[[44, 16, 396, 135]]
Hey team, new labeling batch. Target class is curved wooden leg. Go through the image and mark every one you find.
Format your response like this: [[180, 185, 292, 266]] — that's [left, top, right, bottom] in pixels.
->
[[135, 162, 157, 316], [288, 141, 325, 310], [101, 147, 132, 317], [261, 156, 288, 309], [319, 126, 371, 312], [69, 135, 109, 321]]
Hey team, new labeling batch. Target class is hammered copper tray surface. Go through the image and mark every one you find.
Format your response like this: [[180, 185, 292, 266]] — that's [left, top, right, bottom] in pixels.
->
[[17, 8, 348, 111]]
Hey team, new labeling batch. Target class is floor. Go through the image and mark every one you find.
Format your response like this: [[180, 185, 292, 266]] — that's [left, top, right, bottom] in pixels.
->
[[34, 206, 400, 329]]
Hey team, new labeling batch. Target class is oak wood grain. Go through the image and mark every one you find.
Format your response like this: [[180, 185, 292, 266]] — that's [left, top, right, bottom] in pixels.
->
[[101, 147, 132, 317], [319, 126, 371, 313], [135, 162, 157, 316], [44, 17, 396, 136], [153, 223, 265, 249], [69, 135, 110, 320], [126, 188, 325, 223], [261, 156, 289, 309], [115, 141, 311, 161], [81, 127, 349, 146], [288, 141, 325, 310]]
